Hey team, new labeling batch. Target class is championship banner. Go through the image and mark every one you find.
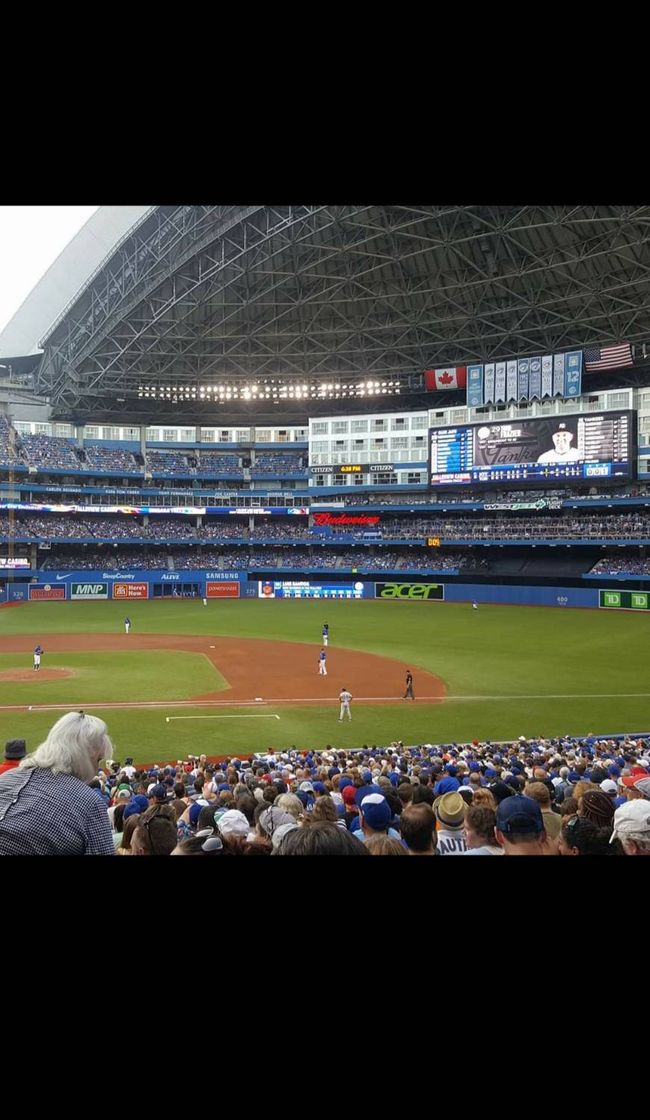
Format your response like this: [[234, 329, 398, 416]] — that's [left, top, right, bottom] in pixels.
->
[[112, 582, 149, 600], [542, 356, 554, 397], [517, 358, 530, 401], [565, 350, 583, 397], [494, 362, 507, 403], [533, 357, 549, 400], [484, 363, 495, 404], [466, 364, 484, 407], [506, 360, 518, 401], [553, 352, 566, 397], [206, 581, 240, 598]]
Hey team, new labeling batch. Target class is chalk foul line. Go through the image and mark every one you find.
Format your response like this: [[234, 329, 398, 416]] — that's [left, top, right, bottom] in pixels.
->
[[12, 691, 650, 715]]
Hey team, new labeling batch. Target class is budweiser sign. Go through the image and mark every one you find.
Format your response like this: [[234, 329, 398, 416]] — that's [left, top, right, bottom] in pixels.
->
[[312, 513, 380, 526]]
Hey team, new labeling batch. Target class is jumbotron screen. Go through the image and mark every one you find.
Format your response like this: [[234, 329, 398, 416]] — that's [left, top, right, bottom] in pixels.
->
[[429, 410, 635, 486]]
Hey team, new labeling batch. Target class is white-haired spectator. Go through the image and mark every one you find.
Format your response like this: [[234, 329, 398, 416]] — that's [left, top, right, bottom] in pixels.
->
[[0, 712, 115, 855], [610, 800, 650, 856]]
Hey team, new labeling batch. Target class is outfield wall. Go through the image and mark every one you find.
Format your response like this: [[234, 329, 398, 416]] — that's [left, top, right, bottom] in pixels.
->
[[0, 569, 612, 608]]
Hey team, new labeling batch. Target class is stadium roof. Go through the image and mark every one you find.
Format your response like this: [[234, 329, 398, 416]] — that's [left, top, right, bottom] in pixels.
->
[[24, 204, 650, 422]]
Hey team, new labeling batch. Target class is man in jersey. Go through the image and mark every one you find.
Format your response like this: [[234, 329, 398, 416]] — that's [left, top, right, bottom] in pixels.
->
[[318, 648, 328, 675], [339, 688, 352, 721], [403, 670, 415, 700], [537, 423, 581, 464]]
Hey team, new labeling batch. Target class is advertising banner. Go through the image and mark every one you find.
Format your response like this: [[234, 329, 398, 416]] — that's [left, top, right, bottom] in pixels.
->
[[29, 584, 66, 601], [71, 583, 109, 600], [375, 582, 444, 600], [112, 582, 149, 600], [599, 589, 650, 610], [206, 581, 240, 598]]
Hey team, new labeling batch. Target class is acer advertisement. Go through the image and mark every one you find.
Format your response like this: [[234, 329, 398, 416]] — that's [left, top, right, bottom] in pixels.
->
[[206, 581, 240, 598], [112, 582, 149, 600], [375, 582, 445, 601]]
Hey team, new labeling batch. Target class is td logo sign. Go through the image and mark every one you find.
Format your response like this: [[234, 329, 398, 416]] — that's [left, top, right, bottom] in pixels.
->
[[375, 582, 444, 600]]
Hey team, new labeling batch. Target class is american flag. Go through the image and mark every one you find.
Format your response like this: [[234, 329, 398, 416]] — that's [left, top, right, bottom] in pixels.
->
[[583, 342, 633, 371]]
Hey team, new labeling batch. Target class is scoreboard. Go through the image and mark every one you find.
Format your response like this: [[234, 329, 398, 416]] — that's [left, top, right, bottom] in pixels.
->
[[429, 410, 635, 487]]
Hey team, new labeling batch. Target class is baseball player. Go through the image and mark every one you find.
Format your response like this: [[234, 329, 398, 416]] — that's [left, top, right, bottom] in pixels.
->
[[339, 687, 352, 721], [203, 597, 208, 606], [472, 600, 478, 611], [124, 616, 131, 634], [33, 644, 43, 671], [403, 669, 415, 700], [318, 648, 327, 675], [322, 623, 329, 646]]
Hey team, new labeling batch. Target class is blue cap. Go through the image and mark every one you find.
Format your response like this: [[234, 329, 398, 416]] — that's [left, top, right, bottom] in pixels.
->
[[359, 794, 391, 830], [354, 783, 382, 807], [496, 796, 544, 835], [436, 777, 460, 795], [313, 781, 327, 793], [189, 802, 203, 826]]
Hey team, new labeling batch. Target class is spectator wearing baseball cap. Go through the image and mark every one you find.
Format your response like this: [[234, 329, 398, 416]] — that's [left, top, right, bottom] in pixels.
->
[[0, 739, 27, 777], [610, 800, 650, 855], [621, 772, 650, 800], [495, 795, 553, 856], [433, 792, 467, 855], [353, 794, 401, 844]]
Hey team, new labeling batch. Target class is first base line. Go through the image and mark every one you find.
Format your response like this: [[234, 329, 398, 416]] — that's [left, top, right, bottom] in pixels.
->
[[165, 714, 281, 723]]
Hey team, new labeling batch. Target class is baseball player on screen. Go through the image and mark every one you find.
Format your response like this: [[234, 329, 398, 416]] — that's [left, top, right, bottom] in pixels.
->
[[322, 622, 329, 646], [124, 616, 131, 634], [318, 648, 328, 675], [33, 644, 43, 671]]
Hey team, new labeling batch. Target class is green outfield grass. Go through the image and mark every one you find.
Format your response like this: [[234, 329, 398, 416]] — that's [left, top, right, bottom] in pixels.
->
[[0, 598, 647, 760], [0, 650, 226, 705]]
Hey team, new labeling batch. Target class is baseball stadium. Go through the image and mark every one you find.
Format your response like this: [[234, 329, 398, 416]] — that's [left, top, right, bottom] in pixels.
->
[[1, 204, 649, 856]]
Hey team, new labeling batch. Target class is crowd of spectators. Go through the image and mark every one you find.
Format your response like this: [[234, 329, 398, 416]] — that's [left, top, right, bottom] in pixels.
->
[[9, 509, 650, 546], [589, 557, 650, 576], [146, 450, 193, 475], [81, 446, 140, 471], [346, 514, 650, 540], [29, 543, 489, 571], [252, 453, 305, 474], [20, 434, 80, 470], [197, 453, 241, 471], [2, 714, 648, 855], [0, 417, 20, 466], [39, 548, 173, 570]]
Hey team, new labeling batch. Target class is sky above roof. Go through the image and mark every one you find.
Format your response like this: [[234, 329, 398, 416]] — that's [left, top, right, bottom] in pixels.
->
[[0, 206, 99, 336]]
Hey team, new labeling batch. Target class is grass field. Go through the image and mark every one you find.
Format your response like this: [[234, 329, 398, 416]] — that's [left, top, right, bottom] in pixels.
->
[[0, 598, 647, 762]]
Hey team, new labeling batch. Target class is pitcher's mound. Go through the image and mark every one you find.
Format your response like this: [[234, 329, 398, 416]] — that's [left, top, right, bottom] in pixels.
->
[[0, 668, 74, 683]]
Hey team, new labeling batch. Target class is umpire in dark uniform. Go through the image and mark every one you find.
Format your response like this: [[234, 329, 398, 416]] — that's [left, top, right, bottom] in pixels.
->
[[403, 670, 415, 700]]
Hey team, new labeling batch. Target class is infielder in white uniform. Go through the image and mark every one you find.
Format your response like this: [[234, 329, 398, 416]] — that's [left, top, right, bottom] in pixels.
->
[[318, 649, 327, 675], [124, 616, 131, 634], [33, 644, 43, 671], [339, 687, 352, 721], [322, 623, 329, 646]]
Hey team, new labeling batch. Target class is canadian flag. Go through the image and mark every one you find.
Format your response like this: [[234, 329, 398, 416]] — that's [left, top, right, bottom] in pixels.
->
[[424, 366, 467, 391]]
